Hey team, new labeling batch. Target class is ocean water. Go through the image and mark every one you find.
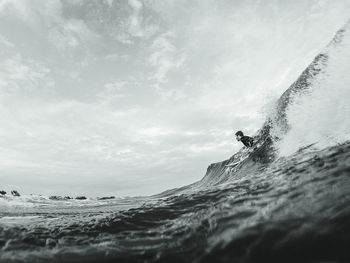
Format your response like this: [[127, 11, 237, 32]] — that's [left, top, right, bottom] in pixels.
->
[[1, 21, 350, 263]]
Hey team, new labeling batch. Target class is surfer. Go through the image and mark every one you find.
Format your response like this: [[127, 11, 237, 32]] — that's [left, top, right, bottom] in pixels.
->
[[235, 131, 254, 147], [224, 131, 255, 169], [225, 131, 255, 169]]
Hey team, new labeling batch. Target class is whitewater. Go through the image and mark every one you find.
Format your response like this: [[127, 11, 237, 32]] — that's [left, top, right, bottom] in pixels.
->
[[1, 21, 350, 263]]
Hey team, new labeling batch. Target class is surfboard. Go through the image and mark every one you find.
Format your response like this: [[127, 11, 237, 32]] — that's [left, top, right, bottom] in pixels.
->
[[224, 161, 240, 167], [224, 154, 250, 168]]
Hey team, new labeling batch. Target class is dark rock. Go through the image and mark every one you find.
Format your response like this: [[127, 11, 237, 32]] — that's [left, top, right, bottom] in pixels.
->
[[49, 195, 64, 200], [0, 190, 6, 195], [49, 195, 73, 200], [97, 196, 115, 200], [11, 190, 20, 197], [75, 196, 87, 200]]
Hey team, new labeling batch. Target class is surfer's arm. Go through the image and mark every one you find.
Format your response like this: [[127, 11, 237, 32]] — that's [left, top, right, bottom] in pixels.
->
[[247, 137, 254, 147]]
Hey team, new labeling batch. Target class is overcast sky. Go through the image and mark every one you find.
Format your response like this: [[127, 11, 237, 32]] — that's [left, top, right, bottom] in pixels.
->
[[0, 0, 349, 197]]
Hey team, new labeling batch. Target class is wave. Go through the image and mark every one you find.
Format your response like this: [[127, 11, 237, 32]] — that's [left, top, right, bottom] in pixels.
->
[[194, 19, 350, 189], [270, 19, 350, 155]]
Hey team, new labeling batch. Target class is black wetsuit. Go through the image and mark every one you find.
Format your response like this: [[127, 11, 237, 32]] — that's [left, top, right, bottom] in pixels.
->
[[241, 136, 254, 147]]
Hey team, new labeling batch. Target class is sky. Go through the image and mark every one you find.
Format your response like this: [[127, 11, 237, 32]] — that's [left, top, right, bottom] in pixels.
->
[[0, 0, 349, 197]]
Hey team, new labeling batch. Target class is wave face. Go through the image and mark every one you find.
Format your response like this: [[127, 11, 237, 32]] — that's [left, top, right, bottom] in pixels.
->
[[1, 22, 350, 263], [271, 20, 350, 155]]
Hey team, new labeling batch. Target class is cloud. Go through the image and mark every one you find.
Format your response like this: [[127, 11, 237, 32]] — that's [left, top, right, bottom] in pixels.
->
[[98, 80, 130, 101], [0, 34, 14, 48], [1, 0, 350, 196], [148, 32, 186, 84], [0, 55, 55, 96], [106, 0, 114, 7], [48, 18, 99, 51], [128, 0, 143, 37], [0, 0, 98, 55]]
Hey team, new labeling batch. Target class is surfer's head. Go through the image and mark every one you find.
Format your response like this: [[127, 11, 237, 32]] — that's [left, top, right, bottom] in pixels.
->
[[235, 131, 244, 141]]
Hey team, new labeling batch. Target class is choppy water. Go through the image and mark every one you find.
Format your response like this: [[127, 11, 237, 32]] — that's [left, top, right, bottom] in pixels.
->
[[1, 141, 349, 263], [1, 17, 350, 263]]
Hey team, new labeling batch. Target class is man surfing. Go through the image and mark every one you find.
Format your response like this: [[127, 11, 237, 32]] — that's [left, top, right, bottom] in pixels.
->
[[235, 130, 254, 148], [224, 131, 255, 168]]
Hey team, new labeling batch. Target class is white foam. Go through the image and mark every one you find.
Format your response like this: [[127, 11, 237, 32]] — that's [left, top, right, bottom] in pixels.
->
[[276, 23, 350, 156]]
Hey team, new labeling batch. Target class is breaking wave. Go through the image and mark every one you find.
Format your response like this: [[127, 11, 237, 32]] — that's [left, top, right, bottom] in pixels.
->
[[269, 20, 350, 156]]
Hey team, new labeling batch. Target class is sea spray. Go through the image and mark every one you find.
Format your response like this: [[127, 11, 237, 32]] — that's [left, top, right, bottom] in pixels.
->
[[277, 21, 350, 155]]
